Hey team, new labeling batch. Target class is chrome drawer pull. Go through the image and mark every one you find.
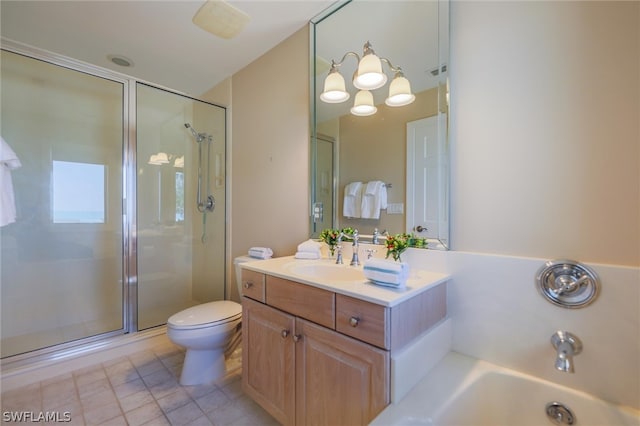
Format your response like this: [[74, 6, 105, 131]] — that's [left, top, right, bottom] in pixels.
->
[[293, 334, 302, 342], [349, 316, 360, 327], [243, 281, 253, 289], [281, 330, 290, 339]]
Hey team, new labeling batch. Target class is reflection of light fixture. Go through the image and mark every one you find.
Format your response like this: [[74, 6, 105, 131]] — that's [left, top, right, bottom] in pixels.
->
[[320, 41, 414, 115], [148, 152, 171, 165], [174, 156, 184, 168]]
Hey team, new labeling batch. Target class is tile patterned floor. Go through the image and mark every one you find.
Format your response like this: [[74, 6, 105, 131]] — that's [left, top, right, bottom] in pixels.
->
[[1, 341, 278, 425]]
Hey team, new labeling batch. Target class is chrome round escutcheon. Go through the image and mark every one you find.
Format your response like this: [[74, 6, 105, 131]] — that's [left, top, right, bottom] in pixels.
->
[[536, 259, 600, 309]]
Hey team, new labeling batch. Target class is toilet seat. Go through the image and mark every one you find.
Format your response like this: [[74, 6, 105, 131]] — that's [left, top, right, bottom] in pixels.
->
[[167, 300, 241, 330]]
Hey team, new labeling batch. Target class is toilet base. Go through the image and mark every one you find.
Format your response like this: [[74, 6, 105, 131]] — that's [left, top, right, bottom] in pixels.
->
[[179, 348, 225, 386]]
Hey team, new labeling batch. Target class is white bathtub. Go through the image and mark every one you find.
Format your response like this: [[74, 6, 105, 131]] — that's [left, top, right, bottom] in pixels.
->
[[372, 352, 640, 426]]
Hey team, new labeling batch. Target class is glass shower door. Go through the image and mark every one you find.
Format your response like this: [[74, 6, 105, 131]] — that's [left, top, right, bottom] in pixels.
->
[[0, 50, 125, 358], [136, 84, 226, 330]]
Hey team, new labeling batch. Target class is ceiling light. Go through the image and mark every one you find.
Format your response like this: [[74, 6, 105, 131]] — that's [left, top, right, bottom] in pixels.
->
[[107, 55, 133, 68], [193, 0, 251, 39], [319, 41, 413, 116], [350, 90, 377, 116], [385, 72, 416, 107], [353, 42, 387, 90], [320, 64, 350, 103]]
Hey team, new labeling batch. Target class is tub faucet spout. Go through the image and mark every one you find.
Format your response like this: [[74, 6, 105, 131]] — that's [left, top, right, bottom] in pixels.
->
[[551, 331, 582, 373]]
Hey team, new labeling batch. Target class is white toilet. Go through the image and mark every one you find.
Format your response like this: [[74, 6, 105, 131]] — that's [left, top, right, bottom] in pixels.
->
[[166, 255, 254, 386]]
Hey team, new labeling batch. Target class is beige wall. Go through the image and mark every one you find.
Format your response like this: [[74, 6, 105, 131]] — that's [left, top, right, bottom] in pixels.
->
[[450, 1, 639, 266], [228, 0, 639, 287], [230, 28, 311, 271]]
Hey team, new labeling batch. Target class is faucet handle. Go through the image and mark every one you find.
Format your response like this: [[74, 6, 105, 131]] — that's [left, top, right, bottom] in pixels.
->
[[365, 249, 377, 259]]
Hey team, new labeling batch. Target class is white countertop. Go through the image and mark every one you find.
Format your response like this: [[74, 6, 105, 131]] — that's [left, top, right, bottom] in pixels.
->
[[240, 256, 450, 307]]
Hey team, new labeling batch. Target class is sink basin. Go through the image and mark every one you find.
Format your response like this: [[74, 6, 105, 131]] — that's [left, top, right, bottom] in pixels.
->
[[285, 262, 366, 282]]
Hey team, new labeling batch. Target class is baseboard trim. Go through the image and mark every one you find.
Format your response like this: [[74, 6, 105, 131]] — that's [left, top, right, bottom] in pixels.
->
[[1, 327, 170, 392]]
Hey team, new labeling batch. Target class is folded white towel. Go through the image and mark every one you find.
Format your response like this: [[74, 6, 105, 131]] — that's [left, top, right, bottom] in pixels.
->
[[363, 258, 410, 288], [360, 181, 387, 219], [0, 137, 21, 227], [248, 247, 273, 259], [343, 182, 363, 218], [297, 239, 322, 253], [295, 251, 321, 260]]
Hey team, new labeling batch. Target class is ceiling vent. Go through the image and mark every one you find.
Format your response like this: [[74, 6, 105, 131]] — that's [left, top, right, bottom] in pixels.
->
[[192, 0, 251, 40], [429, 65, 447, 77]]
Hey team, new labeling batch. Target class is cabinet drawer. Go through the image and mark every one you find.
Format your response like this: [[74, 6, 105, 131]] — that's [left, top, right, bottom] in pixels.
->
[[336, 294, 389, 349], [266, 276, 335, 329], [241, 270, 266, 302]]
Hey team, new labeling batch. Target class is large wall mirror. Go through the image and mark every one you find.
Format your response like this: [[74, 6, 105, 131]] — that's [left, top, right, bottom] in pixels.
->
[[309, 0, 450, 250]]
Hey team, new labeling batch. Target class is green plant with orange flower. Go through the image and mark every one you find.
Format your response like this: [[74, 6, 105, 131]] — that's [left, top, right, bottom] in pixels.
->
[[385, 233, 412, 262], [319, 227, 354, 256]]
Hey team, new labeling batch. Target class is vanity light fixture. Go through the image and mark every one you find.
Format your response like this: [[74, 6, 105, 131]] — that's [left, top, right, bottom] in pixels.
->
[[320, 41, 415, 116]]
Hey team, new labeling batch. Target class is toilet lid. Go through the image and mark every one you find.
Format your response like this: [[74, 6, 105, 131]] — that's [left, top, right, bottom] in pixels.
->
[[167, 301, 241, 330]]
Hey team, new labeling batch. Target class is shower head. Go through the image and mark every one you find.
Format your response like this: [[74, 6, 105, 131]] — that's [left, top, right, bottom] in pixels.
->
[[184, 123, 199, 140], [185, 123, 213, 143]]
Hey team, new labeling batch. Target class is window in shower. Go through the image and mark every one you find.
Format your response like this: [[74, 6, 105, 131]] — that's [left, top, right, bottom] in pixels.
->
[[52, 160, 106, 224]]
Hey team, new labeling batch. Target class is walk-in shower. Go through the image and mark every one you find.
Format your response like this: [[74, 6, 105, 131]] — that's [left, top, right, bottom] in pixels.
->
[[0, 47, 227, 360]]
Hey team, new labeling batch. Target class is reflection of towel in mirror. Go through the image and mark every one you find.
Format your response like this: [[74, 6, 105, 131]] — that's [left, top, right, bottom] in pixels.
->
[[360, 181, 387, 219], [343, 182, 363, 218], [0, 137, 21, 227]]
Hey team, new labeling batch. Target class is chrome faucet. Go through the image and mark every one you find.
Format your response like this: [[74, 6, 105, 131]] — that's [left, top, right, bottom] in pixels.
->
[[372, 228, 380, 245], [350, 229, 360, 266], [551, 331, 582, 373], [335, 233, 344, 265]]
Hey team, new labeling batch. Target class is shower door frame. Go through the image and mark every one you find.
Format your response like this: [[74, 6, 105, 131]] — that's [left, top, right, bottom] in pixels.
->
[[0, 39, 226, 365]]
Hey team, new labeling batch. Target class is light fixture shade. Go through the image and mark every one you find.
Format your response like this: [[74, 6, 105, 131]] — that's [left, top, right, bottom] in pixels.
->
[[320, 71, 350, 103], [385, 74, 416, 107], [354, 53, 387, 90], [156, 152, 170, 164], [174, 156, 184, 168], [350, 90, 377, 116], [148, 154, 161, 165]]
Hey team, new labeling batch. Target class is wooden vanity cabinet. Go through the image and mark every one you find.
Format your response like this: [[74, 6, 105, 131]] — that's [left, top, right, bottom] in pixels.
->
[[241, 273, 391, 426], [294, 317, 389, 426]]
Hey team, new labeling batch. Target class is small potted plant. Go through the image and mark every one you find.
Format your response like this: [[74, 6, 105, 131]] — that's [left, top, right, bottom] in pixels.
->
[[319, 227, 355, 257], [385, 233, 412, 262]]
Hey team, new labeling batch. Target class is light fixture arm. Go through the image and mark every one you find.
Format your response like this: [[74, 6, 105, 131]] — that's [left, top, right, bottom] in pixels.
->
[[329, 51, 360, 70], [380, 58, 403, 75]]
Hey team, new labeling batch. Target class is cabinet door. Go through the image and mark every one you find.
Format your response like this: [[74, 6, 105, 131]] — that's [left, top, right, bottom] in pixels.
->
[[295, 318, 390, 426], [242, 298, 295, 425]]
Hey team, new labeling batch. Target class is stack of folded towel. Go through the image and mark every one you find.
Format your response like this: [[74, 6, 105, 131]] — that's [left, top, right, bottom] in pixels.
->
[[248, 247, 273, 259], [295, 239, 322, 259], [363, 258, 410, 289]]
